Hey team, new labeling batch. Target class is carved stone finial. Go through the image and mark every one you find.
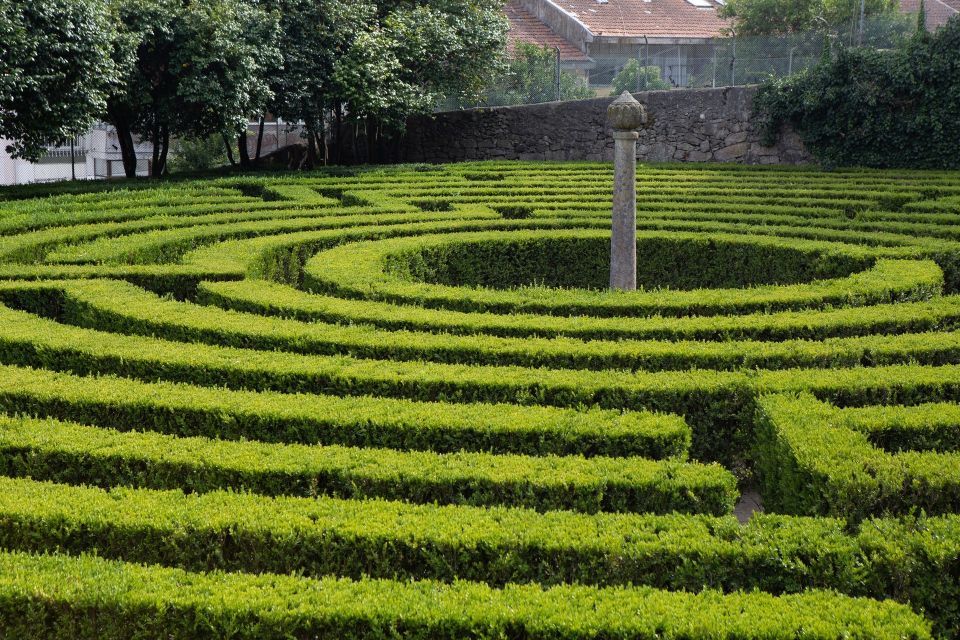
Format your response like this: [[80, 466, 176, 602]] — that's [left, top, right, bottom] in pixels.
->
[[607, 91, 648, 132]]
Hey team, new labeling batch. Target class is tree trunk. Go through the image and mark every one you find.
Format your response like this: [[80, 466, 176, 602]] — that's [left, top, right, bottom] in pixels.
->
[[306, 126, 318, 168], [238, 130, 251, 169], [366, 117, 376, 165], [222, 134, 237, 166], [110, 109, 139, 179], [150, 118, 162, 178], [334, 105, 343, 165], [155, 124, 170, 177], [314, 128, 325, 166], [254, 117, 266, 162], [350, 123, 359, 165]]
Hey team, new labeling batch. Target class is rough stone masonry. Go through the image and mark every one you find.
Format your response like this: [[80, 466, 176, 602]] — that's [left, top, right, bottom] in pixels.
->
[[395, 86, 812, 165]]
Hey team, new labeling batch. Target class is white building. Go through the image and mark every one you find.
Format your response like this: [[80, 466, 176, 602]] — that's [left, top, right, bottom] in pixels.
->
[[0, 124, 153, 186]]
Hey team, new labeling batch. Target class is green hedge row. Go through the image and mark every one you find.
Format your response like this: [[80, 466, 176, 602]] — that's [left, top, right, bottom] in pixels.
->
[[304, 232, 942, 317], [0, 364, 689, 459], [0, 475, 767, 587], [0, 202, 314, 263], [199, 279, 960, 342], [58, 211, 612, 268], [0, 265, 240, 298], [159, 199, 960, 290], [381, 233, 871, 291], [183, 217, 609, 283], [44, 210, 499, 265], [0, 551, 930, 640], [755, 393, 960, 521], [0, 195, 273, 235], [0, 477, 956, 634], [15, 299, 960, 463], [0, 414, 733, 514], [32, 278, 960, 373], [0, 475, 923, 591], [842, 401, 960, 452]]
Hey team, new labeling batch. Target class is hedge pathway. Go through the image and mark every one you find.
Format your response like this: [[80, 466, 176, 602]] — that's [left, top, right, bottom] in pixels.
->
[[1, 161, 960, 638]]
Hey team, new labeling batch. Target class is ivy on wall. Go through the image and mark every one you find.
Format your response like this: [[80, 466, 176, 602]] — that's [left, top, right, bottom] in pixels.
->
[[754, 17, 960, 169]]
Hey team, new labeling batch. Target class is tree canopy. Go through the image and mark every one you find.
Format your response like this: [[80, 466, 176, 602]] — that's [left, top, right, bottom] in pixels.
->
[[105, 0, 279, 177], [719, 0, 901, 36], [480, 43, 592, 107], [0, 0, 117, 161], [2, 0, 508, 175]]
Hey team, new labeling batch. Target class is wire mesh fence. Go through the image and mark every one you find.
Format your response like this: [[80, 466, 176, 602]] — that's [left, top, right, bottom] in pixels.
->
[[459, 13, 918, 109], [0, 13, 922, 185], [0, 120, 301, 186]]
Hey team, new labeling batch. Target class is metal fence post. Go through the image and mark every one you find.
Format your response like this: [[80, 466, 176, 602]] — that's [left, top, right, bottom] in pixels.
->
[[730, 38, 737, 86], [555, 46, 561, 101]]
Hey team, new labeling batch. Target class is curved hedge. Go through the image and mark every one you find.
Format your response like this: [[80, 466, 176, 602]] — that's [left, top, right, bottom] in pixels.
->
[[2, 161, 960, 638]]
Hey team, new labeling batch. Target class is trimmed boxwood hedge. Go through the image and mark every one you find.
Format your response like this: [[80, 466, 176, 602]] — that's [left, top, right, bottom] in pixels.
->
[[3, 162, 960, 638], [0, 364, 688, 459], [755, 393, 960, 521], [198, 278, 960, 342], [0, 551, 932, 640], [14, 277, 960, 373], [0, 414, 733, 514], [303, 230, 943, 317]]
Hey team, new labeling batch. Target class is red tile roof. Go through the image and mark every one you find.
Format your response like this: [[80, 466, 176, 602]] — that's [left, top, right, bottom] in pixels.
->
[[505, 1, 592, 62], [901, 0, 960, 30], [552, 0, 731, 39]]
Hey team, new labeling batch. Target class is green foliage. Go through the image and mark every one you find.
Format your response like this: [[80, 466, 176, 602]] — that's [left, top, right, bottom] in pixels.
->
[[268, 0, 508, 135], [334, 26, 431, 129], [611, 61, 671, 94], [719, 0, 901, 35], [3, 163, 960, 637], [0, 0, 118, 161], [201, 278, 960, 342], [168, 135, 229, 174], [0, 413, 732, 515], [380, 0, 510, 107], [0, 363, 691, 460], [105, 0, 280, 176], [755, 394, 960, 522], [305, 230, 941, 316], [755, 16, 960, 168], [482, 42, 593, 106], [265, 0, 372, 133], [0, 551, 932, 640]]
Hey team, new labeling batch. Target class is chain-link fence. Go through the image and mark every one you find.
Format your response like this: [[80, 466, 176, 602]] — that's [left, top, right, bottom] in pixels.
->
[[0, 120, 302, 186], [459, 12, 918, 109], [1, 13, 922, 185]]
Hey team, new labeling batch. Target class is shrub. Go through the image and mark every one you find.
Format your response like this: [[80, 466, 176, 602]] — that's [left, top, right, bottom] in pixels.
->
[[755, 17, 960, 168]]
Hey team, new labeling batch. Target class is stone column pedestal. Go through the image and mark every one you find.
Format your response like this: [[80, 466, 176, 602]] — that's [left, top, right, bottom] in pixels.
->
[[610, 130, 639, 290], [607, 92, 649, 291]]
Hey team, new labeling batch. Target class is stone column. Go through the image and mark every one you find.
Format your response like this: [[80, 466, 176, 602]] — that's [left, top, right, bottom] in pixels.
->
[[607, 91, 648, 291]]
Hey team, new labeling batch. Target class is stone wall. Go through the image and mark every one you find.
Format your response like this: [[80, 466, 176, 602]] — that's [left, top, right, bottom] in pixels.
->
[[394, 86, 812, 165]]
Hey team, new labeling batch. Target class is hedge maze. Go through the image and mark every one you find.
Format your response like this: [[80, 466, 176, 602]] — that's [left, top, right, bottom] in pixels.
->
[[1, 161, 960, 638]]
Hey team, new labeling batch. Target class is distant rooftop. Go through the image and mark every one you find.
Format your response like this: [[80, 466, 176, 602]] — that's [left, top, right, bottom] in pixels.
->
[[505, 0, 592, 61], [549, 0, 731, 39]]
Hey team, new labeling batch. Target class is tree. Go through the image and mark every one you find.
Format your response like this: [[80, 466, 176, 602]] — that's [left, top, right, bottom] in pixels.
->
[[106, 0, 279, 177], [482, 43, 593, 106], [719, 0, 900, 36], [0, 0, 117, 162], [241, 0, 508, 166], [326, 0, 508, 162], [611, 61, 671, 94], [260, 0, 373, 166], [382, 0, 508, 105]]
